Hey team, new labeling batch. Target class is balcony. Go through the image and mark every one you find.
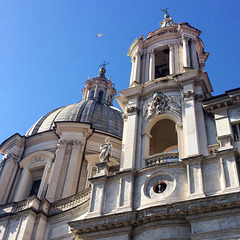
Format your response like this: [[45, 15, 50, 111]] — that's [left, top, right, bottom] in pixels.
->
[[145, 151, 179, 167]]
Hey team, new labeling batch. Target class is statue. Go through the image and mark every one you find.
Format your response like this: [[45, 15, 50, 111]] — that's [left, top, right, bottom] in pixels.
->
[[99, 137, 112, 163]]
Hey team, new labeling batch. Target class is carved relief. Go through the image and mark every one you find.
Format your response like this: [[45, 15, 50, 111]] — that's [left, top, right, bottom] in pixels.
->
[[145, 92, 181, 119], [30, 156, 45, 165], [58, 139, 68, 147], [127, 106, 139, 115], [182, 91, 194, 100], [0, 153, 17, 168], [73, 140, 81, 147]]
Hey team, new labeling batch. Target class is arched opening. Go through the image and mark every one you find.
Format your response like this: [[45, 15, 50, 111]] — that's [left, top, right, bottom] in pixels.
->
[[90, 90, 95, 99], [98, 91, 104, 103], [155, 47, 169, 79], [150, 119, 178, 156]]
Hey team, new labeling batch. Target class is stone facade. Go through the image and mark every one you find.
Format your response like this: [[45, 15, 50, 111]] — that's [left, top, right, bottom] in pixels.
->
[[1, 13, 240, 240]]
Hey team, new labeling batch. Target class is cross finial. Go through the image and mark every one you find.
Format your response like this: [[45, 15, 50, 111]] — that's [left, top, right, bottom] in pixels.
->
[[160, 8, 170, 19], [99, 61, 109, 69]]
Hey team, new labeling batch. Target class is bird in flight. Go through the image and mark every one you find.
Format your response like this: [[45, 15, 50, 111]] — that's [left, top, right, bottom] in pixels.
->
[[96, 33, 103, 38]]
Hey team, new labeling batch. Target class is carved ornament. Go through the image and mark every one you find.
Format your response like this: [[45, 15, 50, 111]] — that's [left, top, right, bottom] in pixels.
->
[[145, 92, 181, 119], [127, 106, 139, 115], [182, 91, 194, 100]]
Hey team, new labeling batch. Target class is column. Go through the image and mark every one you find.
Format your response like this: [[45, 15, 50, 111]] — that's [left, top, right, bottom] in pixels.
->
[[129, 56, 135, 85], [46, 139, 67, 202], [168, 44, 175, 74], [190, 39, 199, 69], [149, 49, 155, 80], [145, 51, 150, 82], [182, 37, 191, 68], [174, 42, 180, 73], [133, 51, 141, 83], [93, 83, 99, 98], [62, 140, 83, 198]]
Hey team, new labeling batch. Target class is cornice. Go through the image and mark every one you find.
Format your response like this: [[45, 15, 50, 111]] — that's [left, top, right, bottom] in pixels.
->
[[69, 191, 240, 236]]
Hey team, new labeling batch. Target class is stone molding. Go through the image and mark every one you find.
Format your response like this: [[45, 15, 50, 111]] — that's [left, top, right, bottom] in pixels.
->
[[0, 188, 91, 218], [58, 139, 82, 147], [49, 187, 91, 215], [69, 191, 240, 236]]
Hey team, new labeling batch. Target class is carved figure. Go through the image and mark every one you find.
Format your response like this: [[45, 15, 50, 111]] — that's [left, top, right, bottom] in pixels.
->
[[99, 137, 112, 162], [146, 92, 182, 119], [147, 92, 168, 119]]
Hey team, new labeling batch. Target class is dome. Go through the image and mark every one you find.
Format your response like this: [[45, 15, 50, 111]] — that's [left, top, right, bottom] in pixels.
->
[[26, 99, 123, 138]]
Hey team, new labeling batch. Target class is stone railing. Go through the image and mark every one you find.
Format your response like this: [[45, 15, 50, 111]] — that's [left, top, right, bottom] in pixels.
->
[[145, 152, 179, 167], [49, 187, 91, 215]]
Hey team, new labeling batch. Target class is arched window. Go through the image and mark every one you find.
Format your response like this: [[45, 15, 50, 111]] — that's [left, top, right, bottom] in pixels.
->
[[150, 119, 178, 155], [98, 91, 104, 103], [90, 90, 95, 99]]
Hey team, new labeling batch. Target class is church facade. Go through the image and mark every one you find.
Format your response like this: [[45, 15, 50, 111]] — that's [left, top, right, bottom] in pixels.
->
[[1, 13, 240, 240]]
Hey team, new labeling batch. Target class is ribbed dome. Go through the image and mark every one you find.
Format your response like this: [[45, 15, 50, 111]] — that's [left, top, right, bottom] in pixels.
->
[[26, 100, 123, 138]]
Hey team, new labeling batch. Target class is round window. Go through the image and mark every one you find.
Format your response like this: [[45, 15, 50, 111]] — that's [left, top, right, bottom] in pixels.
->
[[153, 181, 167, 193]]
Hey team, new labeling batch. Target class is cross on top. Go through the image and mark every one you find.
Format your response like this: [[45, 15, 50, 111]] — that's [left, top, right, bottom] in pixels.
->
[[99, 61, 109, 68]]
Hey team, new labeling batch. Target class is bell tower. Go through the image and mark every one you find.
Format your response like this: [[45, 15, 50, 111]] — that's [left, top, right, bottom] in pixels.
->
[[117, 11, 212, 175]]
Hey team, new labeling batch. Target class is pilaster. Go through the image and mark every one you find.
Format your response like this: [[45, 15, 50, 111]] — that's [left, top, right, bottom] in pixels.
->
[[62, 139, 83, 198], [120, 100, 139, 170], [182, 85, 200, 156], [46, 139, 67, 202], [183, 155, 205, 199]]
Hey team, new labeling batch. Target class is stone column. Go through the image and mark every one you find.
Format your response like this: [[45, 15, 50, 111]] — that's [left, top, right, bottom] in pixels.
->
[[62, 140, 83, 198], [174, 42, 180, 73], [149, 49, 155, 80], [182, 37, 191, 68], [133, 51, 141, 83], [182, 87, 200, 156], [129, 56, 136, 85], [93, 82, 99, 98], [190, 39, 199, 69], [168, 44, 175, 74], [145, 51, 150, 83], [46, 139, 67, 202], [120, 102, 139, 170]]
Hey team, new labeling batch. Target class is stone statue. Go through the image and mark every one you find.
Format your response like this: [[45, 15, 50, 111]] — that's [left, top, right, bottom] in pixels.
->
[[99, 137, 112, 162]]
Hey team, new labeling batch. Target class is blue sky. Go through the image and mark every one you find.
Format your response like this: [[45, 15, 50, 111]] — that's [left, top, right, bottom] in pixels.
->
[[1, 0, 240, 145]]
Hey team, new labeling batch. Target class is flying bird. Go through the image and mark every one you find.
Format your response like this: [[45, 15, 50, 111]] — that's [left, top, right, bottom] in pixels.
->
[[96, 33, 103, 38]]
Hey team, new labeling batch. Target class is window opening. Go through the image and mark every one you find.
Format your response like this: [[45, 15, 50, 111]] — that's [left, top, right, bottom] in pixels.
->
[[98, 91, 104, 103], [150, 119, 178, 155], [155, 48, 169, 78], [30, 179, 41, 196], [232, 123, 240, 141], [90, 90, 95, 99]]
